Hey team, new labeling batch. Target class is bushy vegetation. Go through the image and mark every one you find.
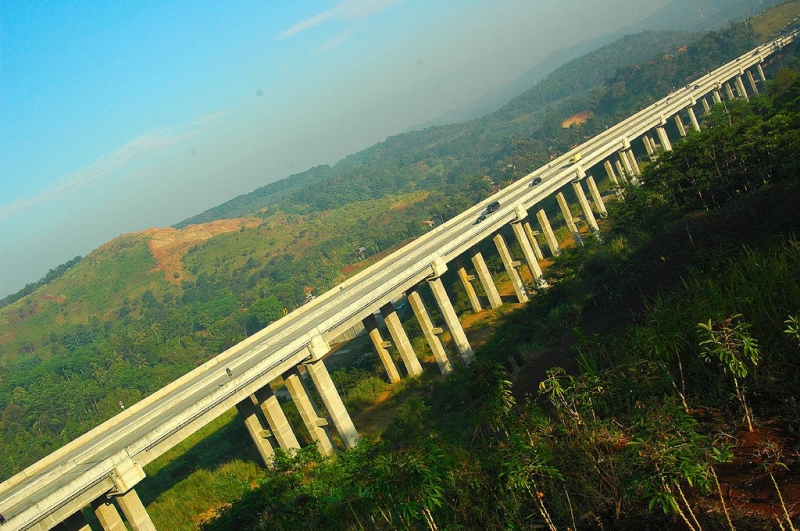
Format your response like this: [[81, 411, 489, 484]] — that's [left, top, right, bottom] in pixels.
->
[[200, 38, 800, 530]]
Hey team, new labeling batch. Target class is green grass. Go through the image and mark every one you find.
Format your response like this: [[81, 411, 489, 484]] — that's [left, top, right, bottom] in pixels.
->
[[751, 0, 800, 42], [139, 409, 266, 530]]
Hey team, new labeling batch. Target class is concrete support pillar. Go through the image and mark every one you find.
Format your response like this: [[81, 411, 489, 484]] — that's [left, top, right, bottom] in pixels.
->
[[284, 368, 335, 456], [116, 489, 156, 531], [702, 98, 711, 113], [614, 158, 626, 182], [603, 160, 619, 185], [406, 287, 452, 375], [625, 149, 641, 176], [586, 176, 608, 218], [428, 274, 473, 364], [60, 511, 91, 531], [687, 107, 701, 132], [456, 261, 482, 313], [536, 209, 561, 257], [523, 221, 544, 261], [747, 70, 759, 95], [725, 82, 735, 100], [380, 302, 423, 377], [236, 396, 274, 465], [511, 222, 547, 289], [713, 90, 722, 104], [735, 76, 749, 100], [493, 233, 528, 303], [619, 151, 633, 177], [363, 314, 401, 383], [254, 386, 301, 451], [469, 247, 502, 309], [643, 135, 655, 156], [656, 127, 672, 151], [304, 358, 359, 449], [757, 62, 766, 82], [92, 497, 127, 531], [674, 114, 687, 137], [557, 192, 582, 246], [572, 180, 600, 235]]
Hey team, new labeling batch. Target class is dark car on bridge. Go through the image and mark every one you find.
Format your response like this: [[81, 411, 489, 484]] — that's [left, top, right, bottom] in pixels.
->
[[530, 176, 542, 186]]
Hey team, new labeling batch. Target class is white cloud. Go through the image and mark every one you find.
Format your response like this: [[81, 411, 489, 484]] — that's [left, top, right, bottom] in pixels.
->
[[279, 0, 404, 38], [0, 112, 226, 220], [312, 30, 357, 56]]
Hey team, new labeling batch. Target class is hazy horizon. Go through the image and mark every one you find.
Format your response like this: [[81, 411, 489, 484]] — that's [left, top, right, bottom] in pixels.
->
[[0, 0, 673, 298]]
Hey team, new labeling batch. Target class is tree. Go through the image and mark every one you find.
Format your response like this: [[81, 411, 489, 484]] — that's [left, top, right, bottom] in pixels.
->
[[245, 296, 284, 335]]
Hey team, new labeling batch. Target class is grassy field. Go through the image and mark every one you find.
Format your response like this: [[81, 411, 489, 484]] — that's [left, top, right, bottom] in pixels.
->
[[751, 0, 800, 41]]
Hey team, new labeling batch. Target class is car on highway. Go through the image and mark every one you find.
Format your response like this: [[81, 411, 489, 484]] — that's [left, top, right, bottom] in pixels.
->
[[530, 176, 542, 186], [486, 200, 500, 213], [569, 153, 582, 164], [474, 214, 487, 224]]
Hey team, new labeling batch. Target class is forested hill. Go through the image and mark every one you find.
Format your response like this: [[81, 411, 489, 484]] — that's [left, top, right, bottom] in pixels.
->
[[175, 29, 692, 227]]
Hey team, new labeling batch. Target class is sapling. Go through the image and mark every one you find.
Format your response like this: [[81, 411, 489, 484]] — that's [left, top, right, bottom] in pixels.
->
[[698, 314, 760, 431]]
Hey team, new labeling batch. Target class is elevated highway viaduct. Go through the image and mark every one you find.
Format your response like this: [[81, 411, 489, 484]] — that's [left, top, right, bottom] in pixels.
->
[[0, 30, 796, 530]]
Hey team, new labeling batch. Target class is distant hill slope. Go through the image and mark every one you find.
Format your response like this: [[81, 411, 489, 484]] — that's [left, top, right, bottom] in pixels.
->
[[176, 29, 692, 227]]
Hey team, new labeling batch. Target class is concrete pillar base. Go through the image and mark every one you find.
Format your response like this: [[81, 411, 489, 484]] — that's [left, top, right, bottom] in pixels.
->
[[603, 160, 619, 185], [536, 208, 560, 257], [512, 221, 547, 290], [456, 261, 482, 312], [656, 127, 672, 151], [236, 396, 275, 465], [116, 489, 156, 531], [363, 314, 401, 383], [674, 114, 686, 137], [427, 275, 474, 364], [747, 70, 759, 95], [380, 302, 423, 377], [284, 368, 335, 456], [557, 192, 582, 246], [687, 107, 701, 132], [586, 176, 608, 218], [406, 287, 452, 375], [305, 357, 360, 449], [469, 248, 502, 309], [523, 221, 544, 261], [254, 385, 301, 451], [92, 497, 127, 531], [493, 233, 528, 303]]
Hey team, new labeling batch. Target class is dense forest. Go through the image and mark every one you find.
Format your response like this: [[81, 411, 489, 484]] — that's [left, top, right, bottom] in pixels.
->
[[200, 36, 800, 530], [0, 18, 782, 484]]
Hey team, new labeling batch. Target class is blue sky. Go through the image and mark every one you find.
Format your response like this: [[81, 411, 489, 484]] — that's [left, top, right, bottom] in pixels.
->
[[0, 0, 669, 297]]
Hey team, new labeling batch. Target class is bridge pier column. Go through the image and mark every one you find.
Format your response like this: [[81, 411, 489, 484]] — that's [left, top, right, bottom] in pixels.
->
[[614, 158, 627, 182], [674, 114, 687, 137], [603, 160, 619, 184], [283, 368, 335, 456], [725, 82, 735, 100], [380, 302, 423, 377], [363, 314, 401, 383], [586, 176, 607, 218], [92, 497, 127, 531], [557, 192, 582, 246], [428, 261, 473, 364], [57, 510, 91, 531], [572, 180, 600, 237], [469, 247, 503, 308], [406, 287, 452, 375], [511, 220, 547, 289], [712, 90, 722, 104], [116, 489, 156, 531], [687, 106, 701, 132], [643, 135, 655, 156], [746, 70, 758, 95], [493, 233, 528, 303], [304, 357, 360, 449], [236, 396, 275, 465], [702, 97, 711, 113], [618, 152, 633, 179], [735, 76, 749, 100], [625, 149, 641, 178], [254, 386, 301, 451], [456, 260, 482, 312], [536, 209, 561, 257], [523, 221, 545, 261], [757, 62, 766, 82], [656, 127, 672, 151]]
